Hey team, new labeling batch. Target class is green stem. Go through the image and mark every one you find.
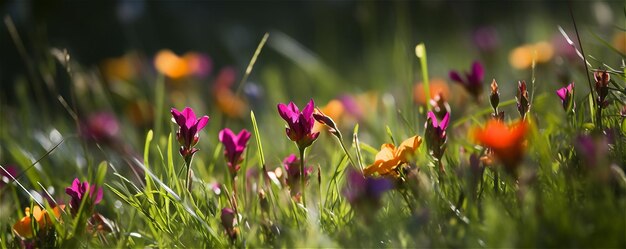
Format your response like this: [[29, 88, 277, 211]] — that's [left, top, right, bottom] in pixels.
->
[[338, 137, 359, 173], [299, 147, 307, 208], [184, 155, 193, 193]]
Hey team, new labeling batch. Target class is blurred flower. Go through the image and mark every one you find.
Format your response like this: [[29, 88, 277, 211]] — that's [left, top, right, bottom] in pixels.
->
[[509, 42, 554, 69], [125, 99, 154, 127], [363, 136, 422, 177], [212, 67, 247, 119], [81, 112, 119, 143], [429, 93, 450, 119], [472, 26, 500, 52], [218, 128, 251, 176], [220, 207, 238, 241], [277, 99, 320, 150], [425, 112, 449, 163], [613, 32, 626, 54], [343, 169, 393, 210], [473, 120, 527, 175], [116, 0, 145, 23], [13, 205, 65, 239], [414, 78, 450, 105], [154, 50, 212, 79], [556, 82, 575, 111], [575, 134, 609, 168], [100, 52, 138, 83], [0, 165, 18, 189], [282, 154, 313, 199], [594, 70, 610, 108], [65, 178, 103, 215], [171, 107, 209, 158], [313, 99, 344, 134], [449, 61, 484, 101], [552, 34, 577, 60], [517, 80, 530, 119]]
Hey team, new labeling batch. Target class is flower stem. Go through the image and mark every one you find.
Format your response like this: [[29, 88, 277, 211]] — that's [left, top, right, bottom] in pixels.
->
[[184, 155, 193, 193], [299, 147, 307, 208]]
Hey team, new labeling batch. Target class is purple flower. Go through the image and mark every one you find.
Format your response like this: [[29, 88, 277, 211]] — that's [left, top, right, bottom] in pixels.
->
[[343, 169, 393, 208], [65, 178, 103, 214], [425, 111, 450, 161], [277, 99, 320, 149], [556, 82, 575, 111], [426, 111, 449, 140], [282, 154, 313, 197], [220, 207, 238, 241], [0, 165, 18, 189], [472, 26, 500, 52], [219, 128, 251, 176], [171, 107, 209, 157], [449, 61, 485, 100], [81, 112, 120, 143]]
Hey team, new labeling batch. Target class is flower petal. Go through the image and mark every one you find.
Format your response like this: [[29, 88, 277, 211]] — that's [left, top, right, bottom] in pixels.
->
[[182, 107, 197, 128], [471, 61, 484, 82], [449, 71, 464, 84], [196, 116, 210, 131]]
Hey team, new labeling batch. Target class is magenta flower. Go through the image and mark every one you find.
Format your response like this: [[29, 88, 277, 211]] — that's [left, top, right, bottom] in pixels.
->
[[171, 107, 209, 157], [0, 165, 18, 189], [425, 111, 450, 164], [277, 99, 320, 149], [81, 112, 120, 143], [65, 178, 103, 214], [556, 82, 575, 110], [343, 169, 393, 209], [283, 154, 313, 197], [449, 61, 485, 100], [218, 128, 251, 176], [220, 207, 238, 241]]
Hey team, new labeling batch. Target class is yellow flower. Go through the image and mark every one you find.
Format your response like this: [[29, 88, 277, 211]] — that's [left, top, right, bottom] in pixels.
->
[[364, 136, 422, 177]]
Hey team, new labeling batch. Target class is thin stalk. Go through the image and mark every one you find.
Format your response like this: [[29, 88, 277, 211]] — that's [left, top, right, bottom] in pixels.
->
[[184, 155, 193, 193], [299, 147, 307, 208]]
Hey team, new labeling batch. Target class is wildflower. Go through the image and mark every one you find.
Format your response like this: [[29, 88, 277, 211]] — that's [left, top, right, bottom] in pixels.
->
[[13, 205, 65, 239], [425, 112, 449, 168], [81, 112, 120, 143], [220, 207, 238, 241], [490, 79, 500, 113], [594, 70, 610, 108], [218, 128, 251, 176], [449, 61, 485, 101], [65, 178, 103, 215], [613, 32, 626, 54], [472, 26, 500, 52], [363, 136, 422, 177], [100, 52, 138, 82], [414, 78, 450, 105], [473, 120, 527, 175], [343, 169, 393, 210], [0, 165, 18, 189], [171, 107, 209, 158], [516, 80, 530, 119], [429, 93, 450, 119], [556, 82, 575, 111], [282, 154, 313, 199], [277, 99, 320, 150], [313, 108, 341, 139], [509, 42, 554, 69], [154, 50, 212, 79]]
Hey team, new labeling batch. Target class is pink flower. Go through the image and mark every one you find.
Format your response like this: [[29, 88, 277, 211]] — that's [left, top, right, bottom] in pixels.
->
[[277, 99, 320, 149], [171, 107, 209, 157], [81, 112, 120, 143], [282, 154, 313, 197], [65, 178, 103, 214], [556, 82, 575, 110], [218, 128, 251, 176], [449, 61, 485, 100], [425, 111, 450, 162]]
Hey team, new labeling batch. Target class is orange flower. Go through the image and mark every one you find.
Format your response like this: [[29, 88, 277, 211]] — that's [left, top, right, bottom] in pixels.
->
[[13, 205, 65, 239], [414, 78, 450, 105], [473, 120, 527, 172], [364, 136, 422, 177], [214, 88, 247, 119], [509, 42, 554, 69], [101, 52, 138, 82], [313, 99, 344, 133], [154, 50, 190, 79]]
